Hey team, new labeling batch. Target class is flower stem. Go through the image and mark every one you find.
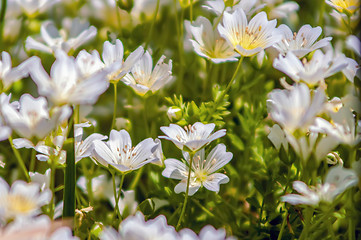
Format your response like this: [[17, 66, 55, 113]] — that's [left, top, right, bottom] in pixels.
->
[[144, 0, 160, 50], [299, 207, 313, 240], [0, 0, 7, 49], [111, 82, 118, 131], [8, 136, 30, 181], [63, 109, 76, 218], [206, 56, 243, 122], [176, 151, 194, 230], [29, 148, 36, 173], [277, 208, 288, 240], [49, 156, 56, 219]]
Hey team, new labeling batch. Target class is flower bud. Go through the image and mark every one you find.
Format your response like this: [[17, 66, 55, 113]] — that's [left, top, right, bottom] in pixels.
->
[[167, 106, 182, 121]]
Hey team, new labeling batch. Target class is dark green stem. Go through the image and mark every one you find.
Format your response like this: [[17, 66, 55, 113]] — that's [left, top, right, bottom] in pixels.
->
[[176, 152, 194, 230], [111, 82, 118, 130]]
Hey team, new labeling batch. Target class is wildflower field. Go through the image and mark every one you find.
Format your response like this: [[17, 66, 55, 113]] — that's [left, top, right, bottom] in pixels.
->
[[0, 0, 360, 239]]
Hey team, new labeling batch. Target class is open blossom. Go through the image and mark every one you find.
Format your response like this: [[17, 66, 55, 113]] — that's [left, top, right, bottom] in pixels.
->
[[282, 165, 359, 206], [0, 215, 78, 240], [273, 24, 332, 58], [0, 52, 35, 91], [311, 107, 361, 147], [162, 144, 232, 196], [179, 225, 236, 240], [273, 50, 349, 86], [218, 9, 281, 56], [160, 122, 226, 152], [185, 17, 239, 63], [29, 50, 109, 106], [101, 212, 178, 240], [325, 0, 360, 14], [1, 94, 71, 140], [92, 129, 158, 172], [122, 50, 173, 95], [26, 18, 97, 54], [203, 0, 264, 17], [0, 178, 51, 221], [29, 169, 51, 191], [15, 0, 60, 17], [267, 83, 326, 134]]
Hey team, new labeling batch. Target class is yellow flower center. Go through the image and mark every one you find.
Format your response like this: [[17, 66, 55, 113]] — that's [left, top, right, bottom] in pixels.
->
[[7, 194, 36, 214]]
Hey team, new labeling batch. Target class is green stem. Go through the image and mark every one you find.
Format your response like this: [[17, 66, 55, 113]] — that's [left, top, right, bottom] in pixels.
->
[[206, 56, 244, 122], [49, 156, 56, 219], [111, 171, 121, 220], [299, 207, 313, 240], [327, 215, 336, 240], [130, 167, 144, 190], [8, 136, 30, 181], [277, 208, 288, 240], [29, 148, 36, 173], [176, 152, 194, 230], [144, 0, 160, 50], [0, 0, 7, 49], [111, 82, 118, 130], [63, 109, 76, 218]]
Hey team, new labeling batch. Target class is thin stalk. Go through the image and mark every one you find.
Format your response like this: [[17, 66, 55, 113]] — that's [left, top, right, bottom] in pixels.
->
[[63, 110, 76, 218], [8, 136, 30, 181], [130, 167, 144, 190], [327, 216, 336, 240], [29, 148, 36, 172], [299, 207, 313, 240], [111, 82, 118, 130], [277, 208, 288, 240], [111, 171, 121, 220], [191, 198, 215, 219], [258, 198, 265, 229], [176, 152, 194, 230], [0, 0, 7, 48], [206, 56, 244, 121], [49, 156, 56, 219], [144, 0, 160, 50]]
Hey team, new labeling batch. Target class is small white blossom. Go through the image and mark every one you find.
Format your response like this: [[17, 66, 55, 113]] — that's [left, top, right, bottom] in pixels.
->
[[15, 0, 60, 17], [273, 24, 332, 58], [1, 94, 71, 140], [282, 165, 359, 206], [29, 50, 109, 106], [0, 178, 51, 221], [325, 0, 360, 15], [160, 122, 226, 152], [273, 50, 349, 86], [29, 169, 51, 191], [92, 129, 158, 172], [100, 212, 178, 240], [0, 52, 35, 91], [185, 17, 239, 63], [26, 18, 97, 54], [162, 144, 232, 196], [311, 107, 361, 147], [180, 225, 236, 240], [346, 35, 361, 57], [122, 50, 173, 96], [218, 9, 281, 56], [267, 83, 326, 134]]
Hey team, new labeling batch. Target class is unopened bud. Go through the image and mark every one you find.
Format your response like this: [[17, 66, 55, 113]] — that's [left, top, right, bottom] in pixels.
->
[[167, 106, 182, 121]]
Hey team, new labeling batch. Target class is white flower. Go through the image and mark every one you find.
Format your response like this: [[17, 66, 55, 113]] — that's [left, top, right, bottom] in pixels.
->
[[160, 122, 226, 152], [185, 17, 239, 63], [0, 93, 14, 141], [75, 50, 105, 77], [162, 144, 232, 196], [26, 18, 97, 54], [273, 50, 348, 86], [122, 50, 173, 95], [74, 122, 107, 162], [92, 39, 144, 82], [0, 215, 78, 240], [203, 0, 264, 17], [325, 0, 360, 14], [29, 50, 109, 106], [311, 107, 361, 147], [180, 225, 236, 240], [15, 0, 60, 16], [267, 83, 326, 134], [92, 129, 158, 172], [0, 52, 36, 91], [218, 9, 281, 56], [281, 165, 359, 206], [346, 35, 361, 57], [266, 0, 299, 19], [77, 174, 114, 200], [1, 93, 71, 140], [29, 169, 51, 191], [100, 212, 178, 240], [273, 24, 332, 58], [0, 178, 51, 221]]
